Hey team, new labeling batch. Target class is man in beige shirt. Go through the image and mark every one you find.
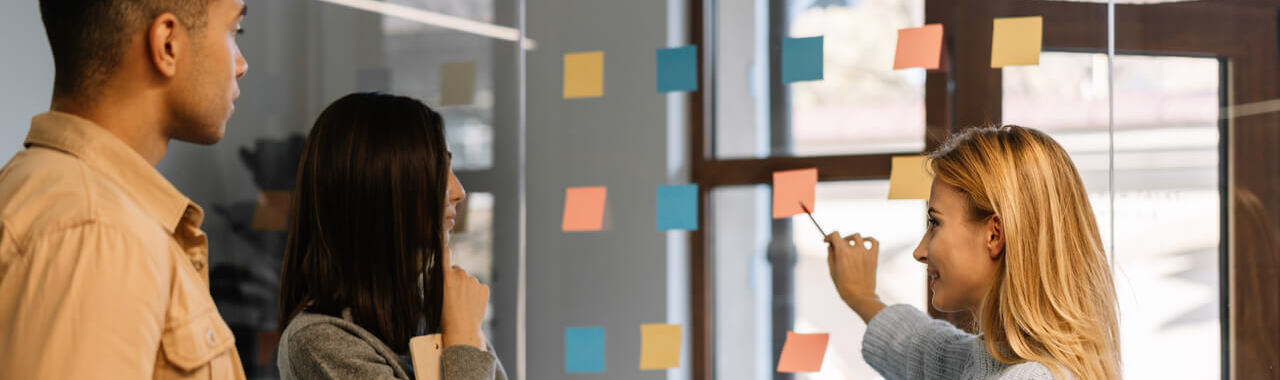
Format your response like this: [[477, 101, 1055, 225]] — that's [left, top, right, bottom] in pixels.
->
[[0, 0, 249, 378]]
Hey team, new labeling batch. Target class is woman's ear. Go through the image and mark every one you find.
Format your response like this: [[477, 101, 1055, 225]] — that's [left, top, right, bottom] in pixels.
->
[[987, 215, 1005, 260]]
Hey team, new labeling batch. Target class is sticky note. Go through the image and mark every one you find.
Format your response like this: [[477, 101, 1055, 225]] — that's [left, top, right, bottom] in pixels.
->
[[657, 45, 698, 93], [639, 324, 681, 370], [251, 190, 291, 231], [894, 24, 944, 70], [772, 168, 818, 219], [440, 61, 476, 106], [565, 327, 606, 373], [563, 51, 604, 99], [562, 186, 607, 232], [991, 16, 1043, 68], [656, 184, 698, 231], [888, 155, 933, 200], [782, 36, 823, 83], [776, 332, 829, 373]]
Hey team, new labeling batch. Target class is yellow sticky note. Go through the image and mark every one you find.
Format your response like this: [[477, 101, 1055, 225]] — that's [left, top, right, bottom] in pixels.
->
[[639, 324, 681, 370], [888, 156, 933, 200], [991, 16, 1042, 68], [563, 51, 604, 99]]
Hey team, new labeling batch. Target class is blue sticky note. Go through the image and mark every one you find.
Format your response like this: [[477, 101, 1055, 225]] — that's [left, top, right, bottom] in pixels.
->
[[657, 45, 698, 93], [565, 327, 606, 373], [657, 184, 698, 231], [782, 36, 824, 83]]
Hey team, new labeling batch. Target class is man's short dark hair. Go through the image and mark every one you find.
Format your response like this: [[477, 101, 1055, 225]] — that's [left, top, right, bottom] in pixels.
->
[[39, 0, 211, 98]]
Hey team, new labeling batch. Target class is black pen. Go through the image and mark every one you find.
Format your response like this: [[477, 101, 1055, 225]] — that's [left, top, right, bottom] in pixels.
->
[[798, 201, 827, 238]]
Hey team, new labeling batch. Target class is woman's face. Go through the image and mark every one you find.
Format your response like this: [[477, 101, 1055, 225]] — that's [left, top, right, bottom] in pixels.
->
[[912, 179, 1004, 313], [443, 157, 467, 242]]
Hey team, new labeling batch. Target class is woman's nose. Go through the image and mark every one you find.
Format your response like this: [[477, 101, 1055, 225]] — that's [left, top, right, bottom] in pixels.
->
[[912, 236, 928, 264]]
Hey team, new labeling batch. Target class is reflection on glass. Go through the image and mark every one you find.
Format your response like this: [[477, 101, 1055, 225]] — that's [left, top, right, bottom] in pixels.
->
[[382, 0, 500, 170], [712, 185, 774, 380], [1004, 52, 1221, 379]]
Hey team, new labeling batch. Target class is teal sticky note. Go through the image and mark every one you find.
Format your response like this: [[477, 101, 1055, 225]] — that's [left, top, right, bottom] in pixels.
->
[[657, 45, 698, 93], [657, 184, 698, 231], [782, 36, 824, 83], [565, 327, 606, 373]]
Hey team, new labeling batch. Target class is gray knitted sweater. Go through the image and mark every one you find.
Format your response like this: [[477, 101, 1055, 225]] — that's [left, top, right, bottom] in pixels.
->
[[278, 311, 507, 380], [862, 304, 1064, 380]]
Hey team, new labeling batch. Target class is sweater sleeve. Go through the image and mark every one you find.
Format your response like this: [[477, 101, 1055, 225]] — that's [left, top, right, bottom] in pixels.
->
[[442, 342, 509, 380], [861, 304, 978, 380]]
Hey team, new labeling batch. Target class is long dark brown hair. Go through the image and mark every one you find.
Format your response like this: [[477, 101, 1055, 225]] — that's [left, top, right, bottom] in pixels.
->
[[279, 92, 449, 353]]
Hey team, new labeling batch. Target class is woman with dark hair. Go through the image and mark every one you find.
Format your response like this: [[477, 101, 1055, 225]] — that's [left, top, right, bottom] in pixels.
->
[[277, 92, 505, 380]]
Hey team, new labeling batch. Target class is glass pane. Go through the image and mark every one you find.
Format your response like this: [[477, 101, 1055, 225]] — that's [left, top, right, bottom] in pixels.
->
[[791, 180, 927, 379], [712, 185, 774, 380], [713, 0, 927, 159], [713, 0, 771, 159], [1003, 52, 1222, 379], [787, 0, 926, 157], [712, 181, 928, 380]]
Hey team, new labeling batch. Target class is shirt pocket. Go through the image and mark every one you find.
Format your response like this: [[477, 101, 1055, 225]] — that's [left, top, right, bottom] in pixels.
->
[[159, 310, 238, 379]]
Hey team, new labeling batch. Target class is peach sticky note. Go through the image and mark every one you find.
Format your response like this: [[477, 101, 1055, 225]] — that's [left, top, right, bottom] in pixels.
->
[[251, 190, 291, 231], [563, 51, 604, 99], [772, 168, 818, 219], [562, 186, 607, 232], [894, 24, 944, 70], [991, 16, 1043, 68], [639, 324, 681, 370], [776, 332, 829, 373], [888, 155, 933, 200]]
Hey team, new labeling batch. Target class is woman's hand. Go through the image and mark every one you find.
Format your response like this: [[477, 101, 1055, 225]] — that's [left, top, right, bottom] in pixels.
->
[[825, 231, 886, 323], [441, 245, 489, 351]]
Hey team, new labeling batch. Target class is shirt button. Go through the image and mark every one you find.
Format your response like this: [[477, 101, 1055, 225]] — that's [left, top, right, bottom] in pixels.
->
[[193, 262, 205, 270], [207, 329, 217, 347]]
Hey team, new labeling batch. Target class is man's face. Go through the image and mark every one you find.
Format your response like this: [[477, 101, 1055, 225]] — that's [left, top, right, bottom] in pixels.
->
[[168, 0, 248, 145]]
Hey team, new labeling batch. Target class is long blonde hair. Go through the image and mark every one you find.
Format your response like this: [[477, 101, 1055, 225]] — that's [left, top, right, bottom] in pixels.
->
[[928, 125, 1121, 380]]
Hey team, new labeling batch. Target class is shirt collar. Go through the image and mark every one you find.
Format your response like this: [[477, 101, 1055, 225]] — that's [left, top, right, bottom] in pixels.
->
[[25, 111, 201, 233]]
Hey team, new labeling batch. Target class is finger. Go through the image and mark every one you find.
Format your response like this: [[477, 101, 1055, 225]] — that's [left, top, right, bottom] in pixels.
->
[[845, 233, 864, 247], [824, 231, 841, 244]]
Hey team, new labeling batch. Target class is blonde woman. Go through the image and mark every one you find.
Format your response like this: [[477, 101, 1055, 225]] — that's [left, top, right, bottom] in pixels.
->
[[826, 125, 1120, 380]]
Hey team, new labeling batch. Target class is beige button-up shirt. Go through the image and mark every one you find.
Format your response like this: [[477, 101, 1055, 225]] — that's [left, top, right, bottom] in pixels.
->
[[0, 112, 245, 379]]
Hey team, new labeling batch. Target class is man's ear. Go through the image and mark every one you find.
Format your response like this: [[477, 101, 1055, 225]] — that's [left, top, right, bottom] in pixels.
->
[[987, 215, 1005, 260], [147, 13, 183, 79]]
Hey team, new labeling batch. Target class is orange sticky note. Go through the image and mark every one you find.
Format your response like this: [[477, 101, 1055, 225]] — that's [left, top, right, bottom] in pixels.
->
[[776, 332, 829, 373], [894, 24, 944, 70], [991, 16, 1043, 68], [251, 190, 291, 231], [888, 155, 933, 200], [562, 186, 607, 232], [563, 51, 605, 99], [772, 168, 818, 219]]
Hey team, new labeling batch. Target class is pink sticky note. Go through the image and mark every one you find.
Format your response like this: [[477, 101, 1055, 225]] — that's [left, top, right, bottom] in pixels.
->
[[776, 332, 829, 373], [772, 168, 818, 219], [562, 186, 607, 232], [894, 24, 944, 70]]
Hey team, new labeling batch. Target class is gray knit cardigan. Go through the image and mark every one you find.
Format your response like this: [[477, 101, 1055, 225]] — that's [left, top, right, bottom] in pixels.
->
[[278, 311, 507, 380], [863, 304, 1067, 380]]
